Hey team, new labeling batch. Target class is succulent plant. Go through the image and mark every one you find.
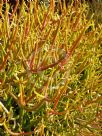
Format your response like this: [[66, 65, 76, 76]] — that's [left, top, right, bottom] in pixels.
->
[[0, 0, 102, 135]]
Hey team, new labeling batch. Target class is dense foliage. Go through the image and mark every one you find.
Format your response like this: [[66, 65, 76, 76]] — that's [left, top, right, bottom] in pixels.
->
[[0, 0, 102, 135]]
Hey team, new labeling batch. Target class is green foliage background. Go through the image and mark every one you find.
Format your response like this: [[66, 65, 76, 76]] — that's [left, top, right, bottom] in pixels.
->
[[0, 0, 102, 135]]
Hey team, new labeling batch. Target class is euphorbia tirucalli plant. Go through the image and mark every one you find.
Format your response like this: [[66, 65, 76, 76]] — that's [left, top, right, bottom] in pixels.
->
[[0, 0, 101, 135]]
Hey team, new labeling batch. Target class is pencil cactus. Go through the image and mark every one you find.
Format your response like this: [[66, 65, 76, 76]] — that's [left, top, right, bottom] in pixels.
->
[[0, 0, 101, 135]]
